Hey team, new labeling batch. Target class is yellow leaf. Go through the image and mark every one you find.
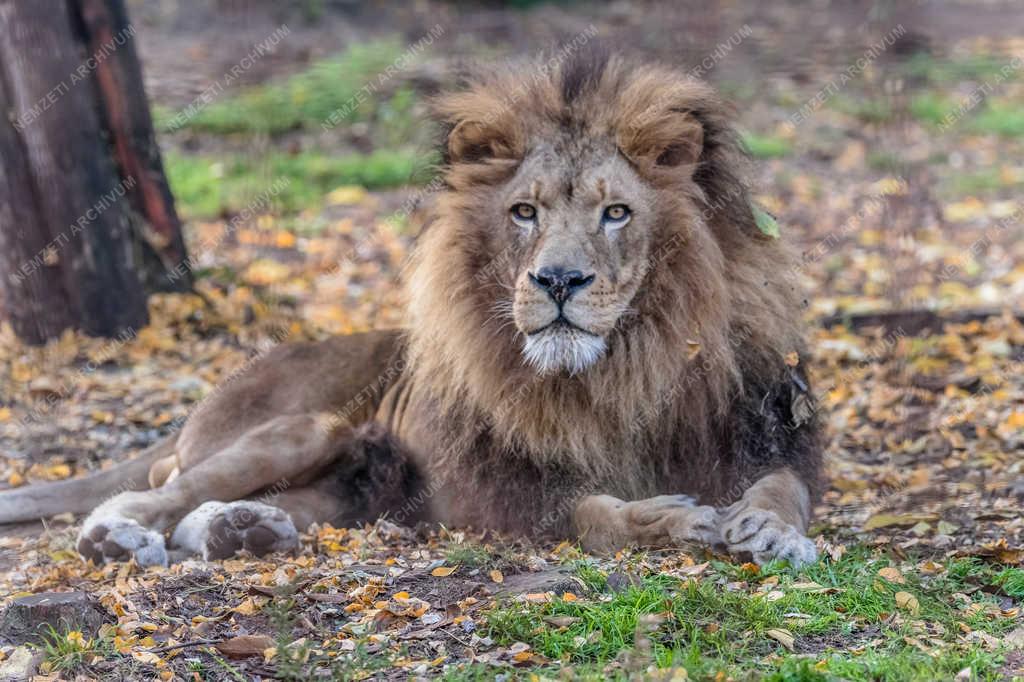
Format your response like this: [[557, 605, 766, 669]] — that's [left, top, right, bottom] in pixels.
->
[[489, 570, 504, 583], [561, 592, 578, 602], [863, 512, 936, 531], [431, 566, 457, 577], [0, 407, 11, 422], [231, 597, 263, 616], [325, 185, 368, 206], [37, 463, 72, 481], [943, 198, 985, 223], [877, 567, 905, 584], [243, 259, 291, 286], [1003, 412, 1024, 430], [767, 628, 795, 651], [784, 351, 800, 367], [895, 591, 920, 614], [392, 591, 410, 600], [7, 472, 25, 487], [274, 231, 297, 249]]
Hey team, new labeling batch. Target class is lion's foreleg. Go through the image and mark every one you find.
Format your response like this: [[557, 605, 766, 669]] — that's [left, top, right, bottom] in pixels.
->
[[719, 469, 816, 566], [574, 493, 721, 554]]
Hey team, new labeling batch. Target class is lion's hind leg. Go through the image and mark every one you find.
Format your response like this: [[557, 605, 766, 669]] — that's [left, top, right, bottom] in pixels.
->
[[78, 413, 344, 566]]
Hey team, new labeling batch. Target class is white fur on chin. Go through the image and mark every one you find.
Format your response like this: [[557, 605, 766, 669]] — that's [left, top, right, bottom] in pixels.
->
[[522, 327, 607, 375]]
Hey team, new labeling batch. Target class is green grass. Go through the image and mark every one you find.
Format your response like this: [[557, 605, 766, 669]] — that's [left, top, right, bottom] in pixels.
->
[[901, 52, 1018, 85], [996, 567, 1024, 598], [472, 549, 1018, 681], [445, 542, 495, 568], [165, 148, 436, 218], [941, 167, 1024, 197], [155, 40, 424, 139], [828, 94, 893, 123], [742, 132, 793, 159], [39, 626, 115, 676], [909, 93, 957, 127], [970, 102, 1024, 137], [866, 150, 905, 173]]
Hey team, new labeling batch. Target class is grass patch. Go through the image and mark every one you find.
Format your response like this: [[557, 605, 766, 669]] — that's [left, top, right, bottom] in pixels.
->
[[866, 150, 905, 173], [828, 94, 893, 123], [941, 167, 1023, 197], [742, 132, 793, 159], [165, 149, 435, 218], [478, 549, 1017, 680], [909, 93, 957, 127], [445, 543, 495, 568], [996, 567, 1024, 598], [901, 52, 1017, 85], [39, 626, 115, 676], [970, 102, 1024, 137], [156, 40, 424, 139]]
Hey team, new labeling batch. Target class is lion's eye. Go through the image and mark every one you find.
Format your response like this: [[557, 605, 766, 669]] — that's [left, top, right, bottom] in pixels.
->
[[510, 203, 537, 226], [602, 204, 631, 227]]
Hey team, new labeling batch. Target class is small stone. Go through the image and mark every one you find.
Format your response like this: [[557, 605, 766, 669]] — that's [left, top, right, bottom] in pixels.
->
[[0, 646, 42, 682], [494, 567, 584, 598], [0, 592, 107, 645]]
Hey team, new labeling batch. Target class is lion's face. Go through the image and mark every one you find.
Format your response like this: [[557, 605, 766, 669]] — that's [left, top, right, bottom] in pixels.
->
[[499, 146, 656, 374]]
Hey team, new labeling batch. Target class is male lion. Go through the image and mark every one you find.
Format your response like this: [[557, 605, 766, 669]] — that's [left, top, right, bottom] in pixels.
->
[[0, 53, 821, 568]]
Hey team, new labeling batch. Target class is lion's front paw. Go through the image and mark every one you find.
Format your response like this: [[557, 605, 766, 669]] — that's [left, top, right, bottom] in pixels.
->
[[621, 495, 721, 546], [721, 506, 816, 567], [77, 517, 168, 567]]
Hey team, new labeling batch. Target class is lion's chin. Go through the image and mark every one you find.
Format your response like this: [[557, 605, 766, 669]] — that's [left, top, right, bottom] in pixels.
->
[[522, 325, 607, 376]]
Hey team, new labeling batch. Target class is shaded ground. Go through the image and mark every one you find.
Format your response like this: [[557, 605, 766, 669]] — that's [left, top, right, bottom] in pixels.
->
[[1, 1, 1023, 679]]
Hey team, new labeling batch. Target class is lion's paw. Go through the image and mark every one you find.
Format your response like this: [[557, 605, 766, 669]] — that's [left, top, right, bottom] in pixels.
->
[[173, 501, 298, 561], [622, 495, 721, 546], [721, 507, 816, 567], [77, 517, 168, 567]]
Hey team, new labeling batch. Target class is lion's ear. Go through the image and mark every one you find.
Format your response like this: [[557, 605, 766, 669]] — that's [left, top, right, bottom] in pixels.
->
[[617, 109, 704, 170], [447, 119, 520, 164]]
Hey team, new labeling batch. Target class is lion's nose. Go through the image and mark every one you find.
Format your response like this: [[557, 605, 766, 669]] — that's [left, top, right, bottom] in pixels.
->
[[529, 267, 595, 305]]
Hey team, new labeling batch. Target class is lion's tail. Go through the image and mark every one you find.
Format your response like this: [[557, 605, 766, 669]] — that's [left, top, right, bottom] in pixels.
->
[[0, 435, 176, 524]]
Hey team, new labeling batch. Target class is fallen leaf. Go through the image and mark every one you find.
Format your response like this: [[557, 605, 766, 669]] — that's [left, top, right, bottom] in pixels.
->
[[489, 570, 504, 583], [895, 591, 920, 614], [863, 512, 937, 531], [877, 567, 905, 584], [1006, 625, 1024, 650], [216, 635, 276, 659], [325, 185, 369, 206], [431, 566, 457, 577], [766, 628, 795, 651]]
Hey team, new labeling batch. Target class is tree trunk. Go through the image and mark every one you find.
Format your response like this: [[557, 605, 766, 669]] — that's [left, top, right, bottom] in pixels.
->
[[0, 0, 189, 345]]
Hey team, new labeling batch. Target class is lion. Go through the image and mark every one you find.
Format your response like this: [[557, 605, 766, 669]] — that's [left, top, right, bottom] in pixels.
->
[[0, 52, 821, 568]]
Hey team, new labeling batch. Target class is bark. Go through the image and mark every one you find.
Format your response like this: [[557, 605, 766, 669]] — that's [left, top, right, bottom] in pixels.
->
[[0, 0, 189, 345]]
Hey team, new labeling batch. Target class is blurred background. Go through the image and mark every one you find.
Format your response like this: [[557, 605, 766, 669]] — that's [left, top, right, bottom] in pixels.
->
[[1, 0, 1022, 596]]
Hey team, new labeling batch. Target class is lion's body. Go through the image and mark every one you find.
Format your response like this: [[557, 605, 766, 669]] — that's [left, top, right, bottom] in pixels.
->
[[0, 52, 823, 567]]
